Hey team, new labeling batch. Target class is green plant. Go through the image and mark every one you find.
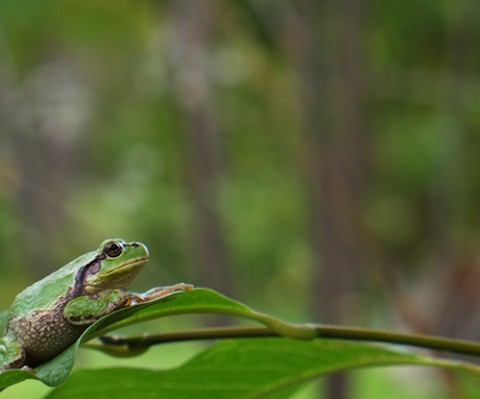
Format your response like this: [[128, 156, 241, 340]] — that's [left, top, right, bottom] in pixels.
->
[[1, 289, 479, 398]]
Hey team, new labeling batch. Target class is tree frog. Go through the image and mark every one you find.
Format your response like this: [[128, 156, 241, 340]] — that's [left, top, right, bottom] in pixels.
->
[[0, 239, 191, 370]]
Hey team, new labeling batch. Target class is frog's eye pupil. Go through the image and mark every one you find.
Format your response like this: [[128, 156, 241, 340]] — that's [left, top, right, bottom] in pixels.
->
[[104, 242, 122, 258]]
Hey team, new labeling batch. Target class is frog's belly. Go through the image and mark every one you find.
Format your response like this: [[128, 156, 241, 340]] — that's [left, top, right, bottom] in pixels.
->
[[7, 308, 87, 367]]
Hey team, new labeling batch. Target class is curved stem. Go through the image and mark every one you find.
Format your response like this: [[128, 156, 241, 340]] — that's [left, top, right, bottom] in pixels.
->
[[314, 325, 480, 357], [89, 324, 480, 358]]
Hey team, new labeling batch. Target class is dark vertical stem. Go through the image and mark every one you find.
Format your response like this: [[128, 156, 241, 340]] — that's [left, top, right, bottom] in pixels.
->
[[168, 1, 234, 301], [281, 0, 370, 397]]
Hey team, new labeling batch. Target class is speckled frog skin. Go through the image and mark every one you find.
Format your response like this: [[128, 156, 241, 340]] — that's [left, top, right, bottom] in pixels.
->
[[0, 239, 150, 369]]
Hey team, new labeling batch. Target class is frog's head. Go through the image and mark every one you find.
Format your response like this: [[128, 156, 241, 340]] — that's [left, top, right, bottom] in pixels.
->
[[81, 239, 150, 293]]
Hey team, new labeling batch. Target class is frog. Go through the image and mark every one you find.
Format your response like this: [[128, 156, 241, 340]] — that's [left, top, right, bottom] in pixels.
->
[[0, 239, 192, 370]]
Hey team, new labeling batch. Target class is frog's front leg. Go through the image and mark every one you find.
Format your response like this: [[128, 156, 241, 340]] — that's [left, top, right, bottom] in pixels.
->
[[130, 283, 193, 304], [0, 334, 26, 370], [64, 289, 130, 326]]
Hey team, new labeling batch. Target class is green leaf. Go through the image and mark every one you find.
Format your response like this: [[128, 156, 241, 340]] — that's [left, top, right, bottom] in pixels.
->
[[1, 288, 480, 394], [0, 289, 313, 390], [81, 288, 315, 340], [43, 338, 480, 399]]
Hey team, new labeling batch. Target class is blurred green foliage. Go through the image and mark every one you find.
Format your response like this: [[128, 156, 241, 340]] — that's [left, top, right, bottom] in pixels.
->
[[0, 0, 480, 397]]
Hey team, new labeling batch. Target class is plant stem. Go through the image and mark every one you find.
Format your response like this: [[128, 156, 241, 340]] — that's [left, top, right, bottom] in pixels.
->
[[92, 325, 480, 358], [314, 325, 480, 356]]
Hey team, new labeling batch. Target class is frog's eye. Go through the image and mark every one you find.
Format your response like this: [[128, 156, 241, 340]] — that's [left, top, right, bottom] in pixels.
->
[[103, 241, 123, 258]]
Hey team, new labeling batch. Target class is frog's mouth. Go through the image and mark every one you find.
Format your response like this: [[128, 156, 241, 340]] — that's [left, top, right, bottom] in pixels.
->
[[89, 256, 150, 290], [103, 256, 150, 275]]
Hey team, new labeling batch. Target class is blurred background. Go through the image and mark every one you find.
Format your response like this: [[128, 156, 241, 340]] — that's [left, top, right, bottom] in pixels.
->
[[0, 1, 480, 398]]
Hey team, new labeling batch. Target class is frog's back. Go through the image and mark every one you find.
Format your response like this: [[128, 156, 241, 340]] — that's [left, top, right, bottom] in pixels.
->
[[8, 250, 96, 318]]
